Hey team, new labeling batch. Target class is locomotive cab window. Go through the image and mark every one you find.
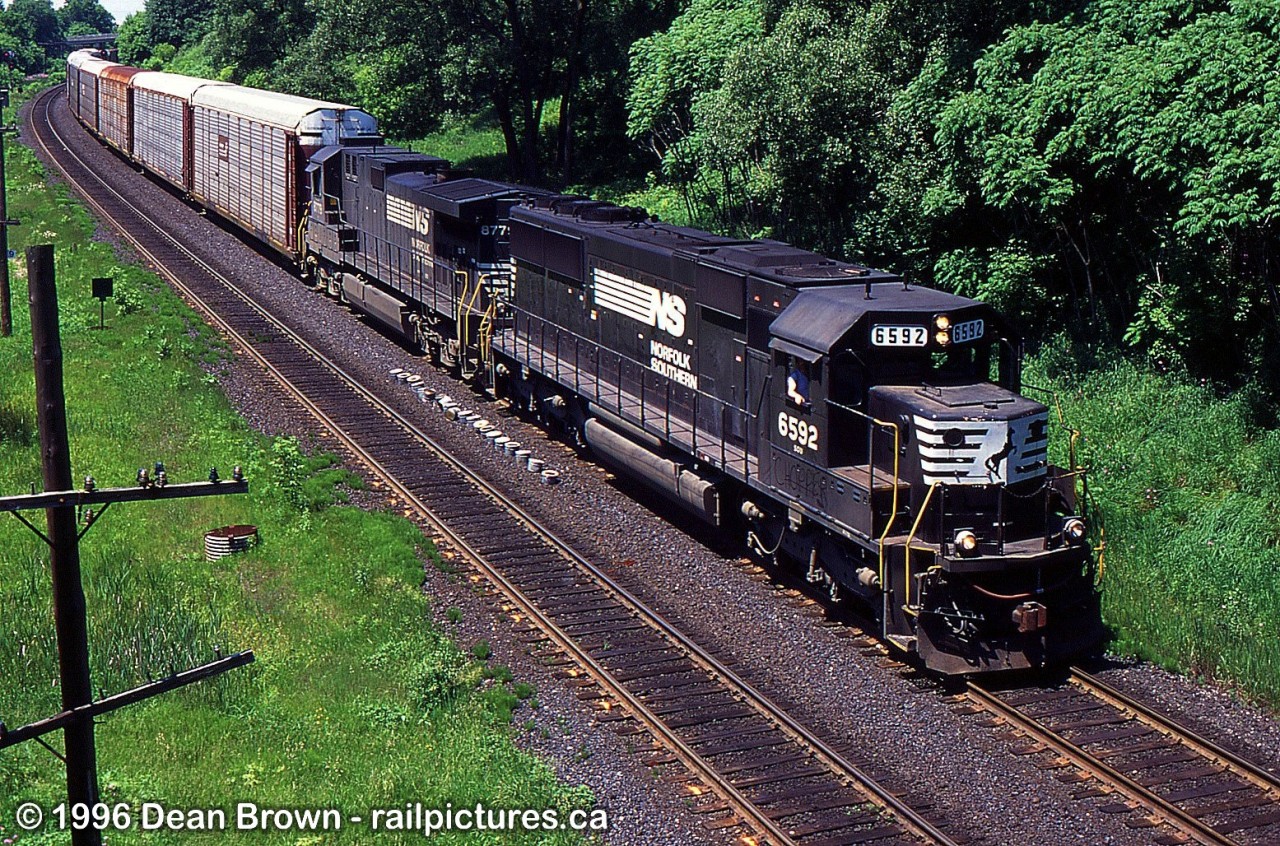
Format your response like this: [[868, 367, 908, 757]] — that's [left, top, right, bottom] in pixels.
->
[[785, 357, 812, 408], [928, 344, 989, 383]]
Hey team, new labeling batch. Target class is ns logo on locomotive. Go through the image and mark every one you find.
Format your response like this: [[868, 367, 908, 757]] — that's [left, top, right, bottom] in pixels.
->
[[66, 50, 1102, 675]]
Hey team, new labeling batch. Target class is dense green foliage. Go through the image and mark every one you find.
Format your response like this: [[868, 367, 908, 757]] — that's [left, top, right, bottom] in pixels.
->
[[629, 0, 1280, 394], [58, 0, 115, 36], [0, 0, 114, 75], [1030, 348, 1280, 699], [125, 0, 681, 184], [0, 91, 592, 843]]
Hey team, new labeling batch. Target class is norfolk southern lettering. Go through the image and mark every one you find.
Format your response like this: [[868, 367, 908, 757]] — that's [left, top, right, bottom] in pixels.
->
[[649, 339, 698, 388]]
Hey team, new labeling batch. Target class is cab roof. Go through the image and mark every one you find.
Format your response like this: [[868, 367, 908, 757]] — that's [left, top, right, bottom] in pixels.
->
[[769, 284, 989, 355]]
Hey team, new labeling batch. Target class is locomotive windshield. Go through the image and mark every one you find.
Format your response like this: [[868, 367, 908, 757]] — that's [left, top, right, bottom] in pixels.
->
[[837, 334, 1018, 408]]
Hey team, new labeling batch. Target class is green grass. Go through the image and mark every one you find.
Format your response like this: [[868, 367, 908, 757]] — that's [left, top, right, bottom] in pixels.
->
[[0, 89, 593, 844], [1027, 345, 1280, 704]]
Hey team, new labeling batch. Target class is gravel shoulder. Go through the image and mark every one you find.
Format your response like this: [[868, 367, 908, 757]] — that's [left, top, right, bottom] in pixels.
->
[[31, 90, 1280, 846]]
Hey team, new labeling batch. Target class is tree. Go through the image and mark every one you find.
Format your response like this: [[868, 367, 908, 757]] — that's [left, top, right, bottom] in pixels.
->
[[58, 0, 115, 35], [934, 0, 1280, 384], [0, 31, 35, 84], [627, 0, 764, 206], [3, 0, 63, 50], [115, 11, 153, 65], [430, 0, 678, 183], [145, 0, 214, 49], [626, 0, 1059, 247], [274, 0, 449, 130], [205, 0, 311, 82]]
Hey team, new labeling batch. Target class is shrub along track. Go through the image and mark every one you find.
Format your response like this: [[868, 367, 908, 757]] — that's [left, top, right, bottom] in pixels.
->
[[964, 668, 1280, 846], [29, 85, 967, 846]]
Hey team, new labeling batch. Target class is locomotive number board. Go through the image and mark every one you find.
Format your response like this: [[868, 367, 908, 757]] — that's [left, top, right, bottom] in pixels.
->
[[871, 325, 928, 347], [952, 318, 985, 343]]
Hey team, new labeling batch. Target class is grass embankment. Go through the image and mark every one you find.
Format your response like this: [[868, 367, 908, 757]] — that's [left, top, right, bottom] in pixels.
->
[[396, 117, 509, 180], [1028, 349, 1280, 705], [0, 101, 592, 843]]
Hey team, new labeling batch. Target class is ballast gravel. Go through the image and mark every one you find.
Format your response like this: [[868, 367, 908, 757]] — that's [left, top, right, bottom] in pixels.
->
[[32, 90, 1280, 846]]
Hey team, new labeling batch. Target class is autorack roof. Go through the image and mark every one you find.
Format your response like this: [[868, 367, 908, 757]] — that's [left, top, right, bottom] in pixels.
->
[[132, 70, 233, 100], [191, 85, 378, 138]]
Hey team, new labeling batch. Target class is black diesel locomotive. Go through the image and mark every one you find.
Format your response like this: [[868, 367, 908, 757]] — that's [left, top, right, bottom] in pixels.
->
[[66, 56, 1102, 675], [492, 202, 1100, 674]]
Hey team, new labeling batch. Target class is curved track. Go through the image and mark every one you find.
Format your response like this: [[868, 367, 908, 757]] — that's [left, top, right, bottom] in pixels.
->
[[966, 669, 1280, 846], [30, 85, 962, 846]]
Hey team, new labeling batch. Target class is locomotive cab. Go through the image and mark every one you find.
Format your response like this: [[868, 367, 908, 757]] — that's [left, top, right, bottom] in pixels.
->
[[758, 282, 1099, 673]]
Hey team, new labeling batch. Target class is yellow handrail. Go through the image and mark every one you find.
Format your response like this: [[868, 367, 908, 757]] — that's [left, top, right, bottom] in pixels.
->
[[871, 418, 901, 589], [477, 296, 498, 364], [1023, 381, 1085, 501], [903, 480, 942, 612], [295, 207, 309, 259], [454, 269, 471, 349]]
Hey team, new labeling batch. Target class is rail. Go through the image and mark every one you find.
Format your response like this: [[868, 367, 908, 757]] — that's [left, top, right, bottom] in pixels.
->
[[967, 670, 1280, 846], [35, 85, 959, 846]]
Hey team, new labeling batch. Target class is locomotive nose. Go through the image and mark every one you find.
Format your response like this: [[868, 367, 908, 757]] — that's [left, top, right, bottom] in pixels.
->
[[870, 382, 1050, 487]]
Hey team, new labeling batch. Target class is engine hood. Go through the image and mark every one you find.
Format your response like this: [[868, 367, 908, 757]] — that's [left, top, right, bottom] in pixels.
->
[[871, 384, 1049, 485]]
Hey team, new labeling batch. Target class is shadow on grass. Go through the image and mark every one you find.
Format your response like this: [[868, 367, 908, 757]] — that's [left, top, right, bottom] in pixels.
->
[[0, 403, 33, 447]]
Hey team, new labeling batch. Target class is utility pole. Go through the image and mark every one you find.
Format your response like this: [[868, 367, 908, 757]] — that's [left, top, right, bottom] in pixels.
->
[[2, 246, 251, 845], [0, 89, 17, 337], [29, 244, 99, 838]]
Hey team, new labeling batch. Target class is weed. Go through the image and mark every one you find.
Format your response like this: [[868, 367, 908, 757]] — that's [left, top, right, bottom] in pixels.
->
[[1026, 349, 1280, 704]]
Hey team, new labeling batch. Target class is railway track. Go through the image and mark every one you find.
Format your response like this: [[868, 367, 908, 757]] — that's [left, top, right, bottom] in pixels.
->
[[965, 669, 1280, 846], [30, 85, 962, 846]]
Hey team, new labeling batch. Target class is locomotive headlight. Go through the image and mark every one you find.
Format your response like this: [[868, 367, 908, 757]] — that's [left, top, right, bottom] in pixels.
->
[[934, 315, 951, 330], [1063, 517, 1087, 544], [935, 330, 952, 346], [954, 529, 979, 556]]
